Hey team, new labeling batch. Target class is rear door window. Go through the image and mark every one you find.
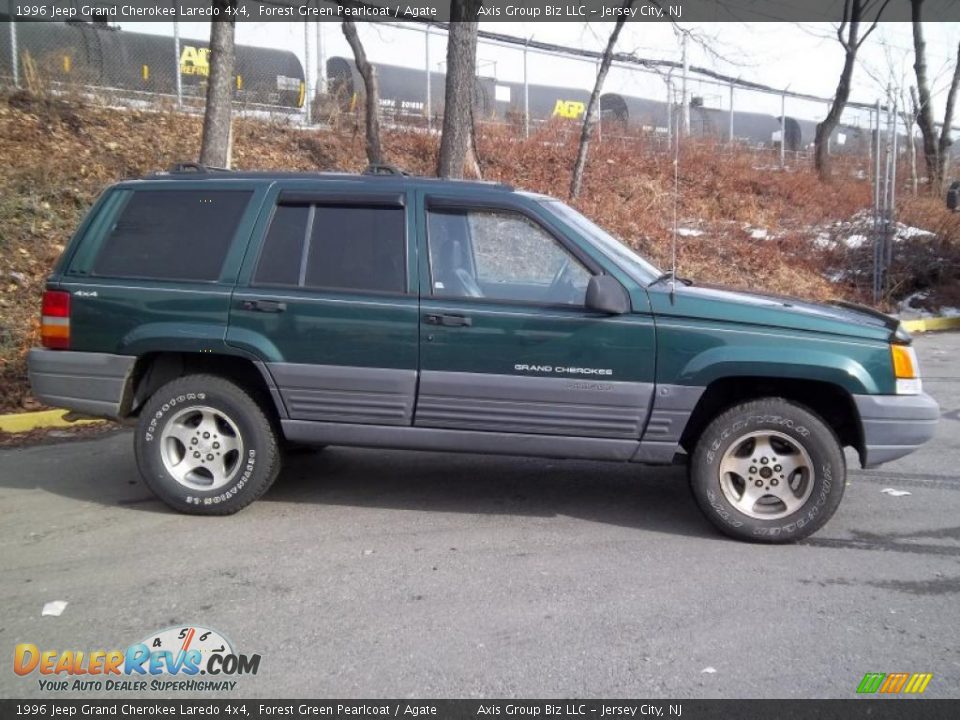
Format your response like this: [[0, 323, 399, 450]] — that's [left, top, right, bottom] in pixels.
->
[[92, 190, 252, 281], [253, 201, 406, 294]]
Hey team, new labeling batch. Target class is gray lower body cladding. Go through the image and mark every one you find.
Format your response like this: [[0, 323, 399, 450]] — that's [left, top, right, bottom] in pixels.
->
[[414, 370, 654, 439], [635, 384, 705, 463], [267, 362, 417, 426], [854, 392, 940, 468], [27, 348, 136, 419]]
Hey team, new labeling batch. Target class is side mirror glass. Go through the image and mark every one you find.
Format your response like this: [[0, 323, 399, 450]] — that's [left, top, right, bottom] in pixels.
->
[[585, 275, 630, 315]]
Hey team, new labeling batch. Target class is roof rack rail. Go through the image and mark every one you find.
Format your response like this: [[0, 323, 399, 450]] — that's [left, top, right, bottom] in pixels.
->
[[169, 162, 232, 174], [362, 163, 410, 176]]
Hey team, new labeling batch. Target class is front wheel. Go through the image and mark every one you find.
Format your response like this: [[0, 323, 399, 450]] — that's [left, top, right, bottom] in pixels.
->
[[134, 374, 282, 515], [689, 398, 846, 543]]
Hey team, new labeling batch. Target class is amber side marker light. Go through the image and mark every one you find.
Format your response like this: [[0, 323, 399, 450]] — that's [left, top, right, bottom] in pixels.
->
[[41, 290, 71, 349], [891, 343, 922, 395]]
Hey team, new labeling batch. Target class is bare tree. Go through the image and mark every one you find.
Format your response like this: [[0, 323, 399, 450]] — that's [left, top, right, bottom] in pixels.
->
[[814, 0, 890, 180], [341, 19, 383, 166], [569, 1, 634, 199], [911, 0, 960, 194], [437, 0, 482, 178], [199, 0, 237, 168]]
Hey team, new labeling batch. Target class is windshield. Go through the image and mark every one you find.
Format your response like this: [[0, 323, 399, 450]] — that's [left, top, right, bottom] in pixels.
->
[[544, 201, 661, 284]]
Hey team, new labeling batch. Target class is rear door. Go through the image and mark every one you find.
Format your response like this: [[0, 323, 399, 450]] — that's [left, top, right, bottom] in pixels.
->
[[414, 191, 657, 439], [227, 183, 420, 426]]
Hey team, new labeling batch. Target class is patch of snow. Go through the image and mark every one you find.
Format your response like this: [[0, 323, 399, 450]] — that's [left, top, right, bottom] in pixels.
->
[[814, 232, 835, 249], [677, 228, 704, 237], [895, 223, 935, 241], [749, 228, 768, 240], [844, 234, 868, 249]]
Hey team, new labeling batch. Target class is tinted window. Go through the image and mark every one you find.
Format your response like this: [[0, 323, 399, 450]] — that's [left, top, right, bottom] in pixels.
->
[[428, 208, 590, 305], [303, 205, 405, 293], [253, 205, 309, 286], [93, 190, 251, 281]]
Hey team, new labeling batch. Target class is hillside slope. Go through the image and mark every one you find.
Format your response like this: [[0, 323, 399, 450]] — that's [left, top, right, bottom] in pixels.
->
[[0, 90, 955, 412]]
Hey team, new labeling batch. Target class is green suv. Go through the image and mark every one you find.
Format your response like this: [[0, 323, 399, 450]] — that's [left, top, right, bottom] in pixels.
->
[[27, 166, 939, 542]]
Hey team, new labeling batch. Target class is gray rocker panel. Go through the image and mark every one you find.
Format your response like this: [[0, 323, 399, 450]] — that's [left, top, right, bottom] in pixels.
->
[[414, 370, 654, 439], [282, 420, 641, 461]]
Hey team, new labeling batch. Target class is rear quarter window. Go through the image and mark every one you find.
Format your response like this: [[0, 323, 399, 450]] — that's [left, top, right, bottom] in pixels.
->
[[90, 189, 252, 282]]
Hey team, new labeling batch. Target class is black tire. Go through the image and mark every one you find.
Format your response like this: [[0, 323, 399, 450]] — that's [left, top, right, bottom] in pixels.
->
[[134, 374, 281, 515], [689, 398, 846, 543]]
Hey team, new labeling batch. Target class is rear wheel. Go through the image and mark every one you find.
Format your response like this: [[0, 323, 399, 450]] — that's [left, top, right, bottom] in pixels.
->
[[134, 374, 281, 515], [689, 398, 845, 543]]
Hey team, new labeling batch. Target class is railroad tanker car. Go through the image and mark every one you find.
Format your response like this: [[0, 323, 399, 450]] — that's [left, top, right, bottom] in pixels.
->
[[0, 17, 305, 109], [328, 54, 875, 153]]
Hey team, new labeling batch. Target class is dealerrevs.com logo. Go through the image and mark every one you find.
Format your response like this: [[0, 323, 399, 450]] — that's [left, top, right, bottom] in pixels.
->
[[13, 625, 260, 693]]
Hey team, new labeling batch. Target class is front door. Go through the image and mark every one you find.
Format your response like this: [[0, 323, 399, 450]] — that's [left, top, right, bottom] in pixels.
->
[[415, 192, 656, 439]]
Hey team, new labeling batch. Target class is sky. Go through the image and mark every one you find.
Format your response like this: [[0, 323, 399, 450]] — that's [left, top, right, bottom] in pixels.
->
[[119, 19, 960, 127]]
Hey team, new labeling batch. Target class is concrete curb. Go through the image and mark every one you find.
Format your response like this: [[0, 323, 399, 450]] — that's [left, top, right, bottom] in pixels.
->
[[0, 409, 105, 434], [901, 316, 960, 333]]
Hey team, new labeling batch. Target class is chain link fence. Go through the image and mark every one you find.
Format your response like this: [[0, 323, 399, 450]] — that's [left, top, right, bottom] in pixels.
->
[[1, 12, 905, 166]]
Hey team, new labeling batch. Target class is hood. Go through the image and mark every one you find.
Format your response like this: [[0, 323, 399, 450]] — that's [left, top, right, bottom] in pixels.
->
[[649, 283, 898, 342]]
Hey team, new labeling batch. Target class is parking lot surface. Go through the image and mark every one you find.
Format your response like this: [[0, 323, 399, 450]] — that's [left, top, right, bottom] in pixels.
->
[[1, 333, 958, 699]]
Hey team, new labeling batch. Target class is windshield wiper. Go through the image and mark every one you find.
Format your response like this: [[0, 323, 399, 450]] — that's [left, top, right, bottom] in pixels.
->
[[648, 270, 693, 287]]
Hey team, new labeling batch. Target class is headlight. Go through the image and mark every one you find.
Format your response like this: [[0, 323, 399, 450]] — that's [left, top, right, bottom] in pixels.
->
[[891, 344, 922, 395]]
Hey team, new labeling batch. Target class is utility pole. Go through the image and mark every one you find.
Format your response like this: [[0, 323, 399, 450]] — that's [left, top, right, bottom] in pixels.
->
[[425, 26, 431, 130], [523, 39, 530, 138], [304, 23, 312, 124], [728, 81, 734, 144], [680, 31, 689, 136], [316, 21, 325, 94], [780, 91, 786, 167], [173, 18, 182, 107]]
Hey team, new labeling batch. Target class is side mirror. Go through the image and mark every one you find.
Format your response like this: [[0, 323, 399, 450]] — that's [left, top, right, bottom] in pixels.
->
[[585, 275, 630, 315]]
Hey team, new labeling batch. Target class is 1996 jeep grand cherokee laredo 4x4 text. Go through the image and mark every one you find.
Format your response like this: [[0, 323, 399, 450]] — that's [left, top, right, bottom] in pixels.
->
[[27, 166, 939, 542]]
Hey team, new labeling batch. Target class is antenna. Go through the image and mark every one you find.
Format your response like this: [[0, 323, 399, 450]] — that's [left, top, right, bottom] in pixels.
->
[[670, 75, 680, 302]]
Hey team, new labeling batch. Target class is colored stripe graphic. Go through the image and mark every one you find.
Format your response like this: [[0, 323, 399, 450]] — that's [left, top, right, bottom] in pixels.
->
[[858, 672, 933, 694], [857, 673, 886, 693], [904, 673, 933, 694], [880, 672, 910, 693]]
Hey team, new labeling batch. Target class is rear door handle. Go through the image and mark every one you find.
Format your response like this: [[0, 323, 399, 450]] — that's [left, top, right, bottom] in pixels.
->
[[241, 299, 287, 313], [424, 313, 472, 327]]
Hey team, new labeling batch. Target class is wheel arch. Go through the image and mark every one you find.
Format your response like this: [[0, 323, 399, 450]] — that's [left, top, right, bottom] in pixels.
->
[[122, 352, 286, 426], [679, 376, 862, 459]]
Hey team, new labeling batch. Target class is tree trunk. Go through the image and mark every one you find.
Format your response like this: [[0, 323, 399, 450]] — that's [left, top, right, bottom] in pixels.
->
[[911, 0, 943, 192], [936, 45, 960, 186], [569, 3, 632, 199], [199, 0, 236, 168], [437, 0, 482, 178], [341, 20, 382, 166], [814, 48, 856, 180]]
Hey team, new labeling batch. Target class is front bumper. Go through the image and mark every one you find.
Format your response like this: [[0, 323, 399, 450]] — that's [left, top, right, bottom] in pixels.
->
[[853, 392, 940, 468], [27, 348, 136, 419]]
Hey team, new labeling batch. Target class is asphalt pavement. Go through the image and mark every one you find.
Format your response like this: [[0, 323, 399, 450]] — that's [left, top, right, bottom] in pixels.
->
[[1, 333, 958, 700]]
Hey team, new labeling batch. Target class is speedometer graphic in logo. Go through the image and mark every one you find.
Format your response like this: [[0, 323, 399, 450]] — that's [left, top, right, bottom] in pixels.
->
[[140, 625, 233, 669]]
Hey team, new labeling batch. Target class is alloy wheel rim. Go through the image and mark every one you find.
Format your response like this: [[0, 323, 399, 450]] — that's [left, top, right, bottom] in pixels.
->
[[159, 405, 244, 492], [718, 430, 814, 520]]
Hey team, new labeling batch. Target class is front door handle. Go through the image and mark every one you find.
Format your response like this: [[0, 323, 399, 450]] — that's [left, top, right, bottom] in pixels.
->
[[424, 313, 472, 327], [241, 299, 287, 313]]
